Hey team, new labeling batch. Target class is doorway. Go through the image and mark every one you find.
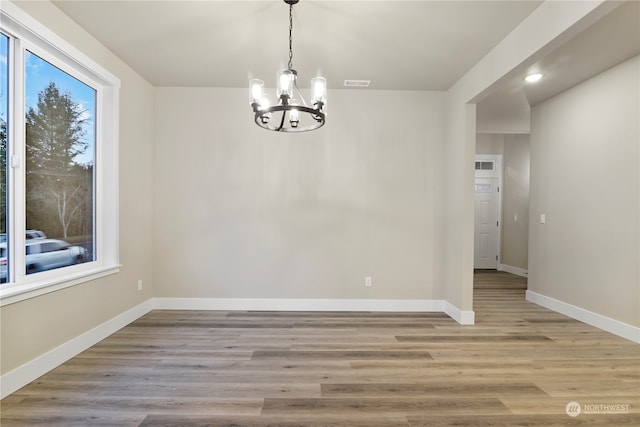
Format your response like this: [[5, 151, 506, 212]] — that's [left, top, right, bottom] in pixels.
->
[[474, 155, 502, 269]]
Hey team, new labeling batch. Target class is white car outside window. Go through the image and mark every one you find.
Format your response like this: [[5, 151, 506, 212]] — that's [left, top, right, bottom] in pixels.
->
[[0, 235, 86, 282], [25, 239, 87, 274]]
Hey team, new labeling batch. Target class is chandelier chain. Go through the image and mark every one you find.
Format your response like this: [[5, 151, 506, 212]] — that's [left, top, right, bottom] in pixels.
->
[[288, 3, 293, 69]]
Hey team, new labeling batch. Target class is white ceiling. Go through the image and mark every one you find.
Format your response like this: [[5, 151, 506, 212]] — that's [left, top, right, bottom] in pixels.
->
[[51, 0, 639, 131], [52, 0, 544, 90]]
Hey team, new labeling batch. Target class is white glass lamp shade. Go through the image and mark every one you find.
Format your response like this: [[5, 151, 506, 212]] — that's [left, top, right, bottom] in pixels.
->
[[250, 79, 264, 104], [277, 69, 294, 98], [259, 96, 272, 123], [311, 76, 327, 104], [289, 108, 299, 127]]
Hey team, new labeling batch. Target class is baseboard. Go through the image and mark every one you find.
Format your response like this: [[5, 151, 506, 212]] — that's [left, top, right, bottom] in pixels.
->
[[526, 290, 640, 344], [154, 297, 474, 325], [153, 297, 446, 313], [0, 299, 153, 399], [497, 263, 528, 278], [443, 301, 475, 325]]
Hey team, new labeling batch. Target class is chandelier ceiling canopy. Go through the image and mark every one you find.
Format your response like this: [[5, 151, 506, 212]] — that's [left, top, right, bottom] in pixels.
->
[[249, 0, 327, 133]]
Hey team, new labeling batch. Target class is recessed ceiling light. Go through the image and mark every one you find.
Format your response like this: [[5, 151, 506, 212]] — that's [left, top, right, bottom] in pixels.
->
[[524, 73, 544, 83]]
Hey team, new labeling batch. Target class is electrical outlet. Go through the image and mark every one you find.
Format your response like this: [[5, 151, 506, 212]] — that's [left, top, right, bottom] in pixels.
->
[[365, 276, 372, 287], [137, 279, 143, 291]]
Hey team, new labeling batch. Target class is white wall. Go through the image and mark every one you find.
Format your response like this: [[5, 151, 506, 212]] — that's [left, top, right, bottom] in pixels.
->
[[502, 134, 529, 270], [528, 55, 639, 328], [0, 1, 155, 375], [476, 93, 531, 135], [476, 133, 505, 155], [154, 88, 446, 302]]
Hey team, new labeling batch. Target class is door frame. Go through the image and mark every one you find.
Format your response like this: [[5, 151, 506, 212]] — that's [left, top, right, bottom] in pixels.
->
[[474, 154, 503, 268]]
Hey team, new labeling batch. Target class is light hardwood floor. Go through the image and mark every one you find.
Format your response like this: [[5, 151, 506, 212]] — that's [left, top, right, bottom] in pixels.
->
[[2, 270, 639, 426]]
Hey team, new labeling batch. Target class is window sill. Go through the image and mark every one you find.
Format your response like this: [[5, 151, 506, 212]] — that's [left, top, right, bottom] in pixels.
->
[[0, 265, 121, 307]]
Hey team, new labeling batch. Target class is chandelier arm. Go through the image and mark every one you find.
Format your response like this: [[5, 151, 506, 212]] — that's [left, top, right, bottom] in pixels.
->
[[276, 110, 287, 132], [254, 105, 325, 132], [293, 77, 309, 108]]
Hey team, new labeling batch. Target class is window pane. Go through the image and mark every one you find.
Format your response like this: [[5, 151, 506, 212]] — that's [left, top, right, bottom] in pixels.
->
[[481, 161, 494, 170], [475, 183, 491, 193], [25, 51, 95, 275], [0, 33, 8, 283]]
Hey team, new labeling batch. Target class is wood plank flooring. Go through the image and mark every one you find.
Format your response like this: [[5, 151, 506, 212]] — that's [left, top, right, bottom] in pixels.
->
[[2, 270, 639, 426]]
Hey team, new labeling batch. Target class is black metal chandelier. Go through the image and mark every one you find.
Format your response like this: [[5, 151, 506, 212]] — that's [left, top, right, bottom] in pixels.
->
[[249, 0, 327, 132]]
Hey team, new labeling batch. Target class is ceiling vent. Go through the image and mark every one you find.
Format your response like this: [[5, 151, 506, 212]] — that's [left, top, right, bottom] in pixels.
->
[[344, 80, 371, 87]]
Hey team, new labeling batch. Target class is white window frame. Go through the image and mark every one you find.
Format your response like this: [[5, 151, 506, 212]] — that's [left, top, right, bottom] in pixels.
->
[[0, 2, 120, 306]]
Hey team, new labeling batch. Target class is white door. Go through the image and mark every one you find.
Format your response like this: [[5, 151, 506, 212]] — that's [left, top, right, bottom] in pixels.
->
[[474, 177, 499, 269]]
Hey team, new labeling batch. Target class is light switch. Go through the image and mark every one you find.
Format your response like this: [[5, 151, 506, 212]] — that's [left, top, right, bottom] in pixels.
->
[[540, 214, 546, 224]]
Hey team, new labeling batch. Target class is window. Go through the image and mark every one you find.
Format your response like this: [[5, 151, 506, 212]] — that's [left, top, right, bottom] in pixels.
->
[[1, 3, 120, 304], [474, 183, 492, 193], [475, 161, 495, 171], [25, 51, 96, 275]]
